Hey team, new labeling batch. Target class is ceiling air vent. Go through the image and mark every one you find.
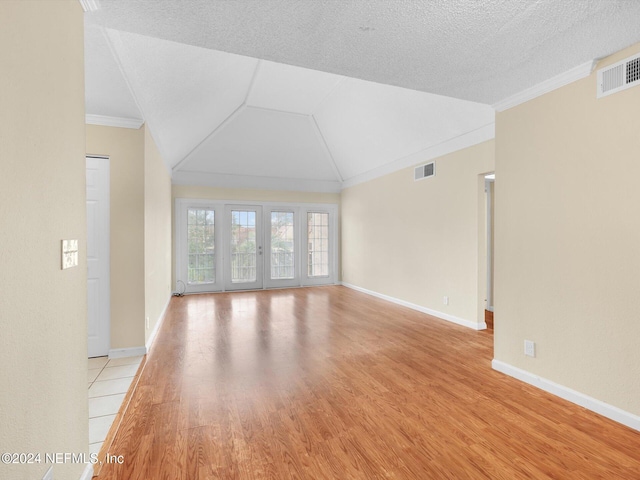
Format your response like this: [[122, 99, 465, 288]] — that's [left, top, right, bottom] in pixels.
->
[[414, 162, 435, 181], [597, 53, 640, 98]]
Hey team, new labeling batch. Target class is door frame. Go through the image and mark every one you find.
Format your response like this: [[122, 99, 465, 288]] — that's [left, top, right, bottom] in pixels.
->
[[485, 175, 495, 312]]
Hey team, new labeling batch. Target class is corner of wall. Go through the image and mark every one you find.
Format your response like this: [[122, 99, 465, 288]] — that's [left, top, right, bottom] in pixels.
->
[[341, 140, 495, 326], [494, 42, 640, 420], [143, 124, 173, 345]]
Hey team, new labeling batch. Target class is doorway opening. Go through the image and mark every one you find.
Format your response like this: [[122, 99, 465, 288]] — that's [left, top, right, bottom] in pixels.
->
[[485, 173, 495, 331]]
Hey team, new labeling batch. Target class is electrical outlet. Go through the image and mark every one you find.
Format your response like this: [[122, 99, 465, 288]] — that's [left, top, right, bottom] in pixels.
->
[[524, 340, 536, 357], [145, 317, 150, 329], [42, 466, 53, 480], [443, 296, 449, 305]]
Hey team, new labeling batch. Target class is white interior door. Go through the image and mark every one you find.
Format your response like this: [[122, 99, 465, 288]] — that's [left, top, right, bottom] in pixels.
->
[[86, 156, 110, 357], [225, 205, 263, 290]]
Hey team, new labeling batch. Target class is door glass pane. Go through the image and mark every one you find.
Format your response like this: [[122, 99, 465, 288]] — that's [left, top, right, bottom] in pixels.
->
[[231, 210, 257, 283], [271, 211, 294, 280], [187, 208, 215, 284], [307, 212, 329, 277]]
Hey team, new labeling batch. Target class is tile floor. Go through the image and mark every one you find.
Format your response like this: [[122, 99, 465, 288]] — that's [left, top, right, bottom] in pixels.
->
[[87, 355, 143, 455]]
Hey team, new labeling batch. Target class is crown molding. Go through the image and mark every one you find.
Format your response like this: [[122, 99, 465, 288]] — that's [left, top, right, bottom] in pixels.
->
[[341, 123, 495, 189], [172, 171, 342, 193], [493, 60, 597, 112], [85, 114, 144, 129]]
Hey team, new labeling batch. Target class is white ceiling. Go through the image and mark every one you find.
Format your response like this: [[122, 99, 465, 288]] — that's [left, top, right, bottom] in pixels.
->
[[84, 1, 640, 192], [85, 24, 142, 122]]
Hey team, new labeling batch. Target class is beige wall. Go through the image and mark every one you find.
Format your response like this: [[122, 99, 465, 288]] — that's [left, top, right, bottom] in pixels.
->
[[86, 125, 146, 349], [86, 124, 173, 350], [144, 127, 172, 344], [495, 43, 640, 415], [0, 2, 88, 479], [341, 140, 495, 326], [171, 185, 341, 289]]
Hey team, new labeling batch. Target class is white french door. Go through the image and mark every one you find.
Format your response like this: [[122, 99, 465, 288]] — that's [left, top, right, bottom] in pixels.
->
[[175, 199, 337, 293], [224, 205, 263, 291]]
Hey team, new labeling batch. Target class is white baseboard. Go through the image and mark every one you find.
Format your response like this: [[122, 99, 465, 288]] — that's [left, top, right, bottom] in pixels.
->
[[78, 463, 93, 480], [341, 282, 486, 330], [108, 346, 147, 359], [492, 359, 640, 432], [146, 294, 172, 351]]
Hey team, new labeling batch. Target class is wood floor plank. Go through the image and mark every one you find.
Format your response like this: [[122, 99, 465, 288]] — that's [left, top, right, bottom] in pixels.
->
[[96, 286, 640, 479]]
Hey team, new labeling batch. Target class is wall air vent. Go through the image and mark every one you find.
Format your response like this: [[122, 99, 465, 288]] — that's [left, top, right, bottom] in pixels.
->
[[414, 162, 435, 181], [597, 53, 640, 98]]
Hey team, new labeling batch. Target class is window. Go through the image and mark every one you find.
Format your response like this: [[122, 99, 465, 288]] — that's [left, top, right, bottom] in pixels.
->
[[270, 211, 295, 279], [307, 212, 329, 277], [187, 208, 215, 284]]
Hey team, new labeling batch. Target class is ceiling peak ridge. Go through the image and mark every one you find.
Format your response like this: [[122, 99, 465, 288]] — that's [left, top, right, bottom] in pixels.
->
[[245, 60, 262, 104], [103, 28, 148, 128], [171, 102, 245, 173], [172, 59, 262, 173], [244, 104, 310, 118], [309, 77, 347, 116], [244, 60, 329, 117], [310, 115, 343, 182], [105, 27, 177, 173]]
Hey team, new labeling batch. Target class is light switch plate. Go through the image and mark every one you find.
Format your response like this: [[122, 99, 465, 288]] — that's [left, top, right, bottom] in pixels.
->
[[62, 239, 79, 269]]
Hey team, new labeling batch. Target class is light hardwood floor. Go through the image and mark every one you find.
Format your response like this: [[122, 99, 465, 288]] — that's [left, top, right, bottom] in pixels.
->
[[96, 286, 640, 479]]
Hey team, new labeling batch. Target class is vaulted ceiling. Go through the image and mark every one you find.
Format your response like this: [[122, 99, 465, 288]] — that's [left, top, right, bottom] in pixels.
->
[[84, 1, 640, 192]]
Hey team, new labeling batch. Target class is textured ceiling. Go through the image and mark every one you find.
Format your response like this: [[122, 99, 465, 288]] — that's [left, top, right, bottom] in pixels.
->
[[85, 24, 142, 121], [87, 0, 640, 103], [84, 1, 640, 191]]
